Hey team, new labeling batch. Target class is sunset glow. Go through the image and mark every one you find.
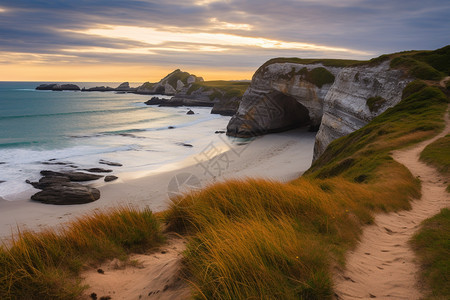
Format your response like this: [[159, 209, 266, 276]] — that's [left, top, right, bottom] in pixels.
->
[[0, 0, 448, 82]]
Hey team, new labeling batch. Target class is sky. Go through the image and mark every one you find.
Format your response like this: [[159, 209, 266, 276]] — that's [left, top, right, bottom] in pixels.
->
[[0, 0, 449, 82]]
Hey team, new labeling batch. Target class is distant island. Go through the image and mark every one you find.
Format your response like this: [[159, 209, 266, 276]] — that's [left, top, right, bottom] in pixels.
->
[[36, 69, 250, 116]]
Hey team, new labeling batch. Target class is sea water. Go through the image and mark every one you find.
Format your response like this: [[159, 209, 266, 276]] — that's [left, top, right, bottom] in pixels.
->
[[0, 82, 231, 200]]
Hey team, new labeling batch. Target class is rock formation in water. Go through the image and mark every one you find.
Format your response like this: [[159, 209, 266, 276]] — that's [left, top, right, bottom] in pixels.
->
[[36, 83, 80, 91], [226, 58, 412, 160]]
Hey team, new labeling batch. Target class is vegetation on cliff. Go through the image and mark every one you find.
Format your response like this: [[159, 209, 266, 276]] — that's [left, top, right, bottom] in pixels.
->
[[187, 80, 250, 100]]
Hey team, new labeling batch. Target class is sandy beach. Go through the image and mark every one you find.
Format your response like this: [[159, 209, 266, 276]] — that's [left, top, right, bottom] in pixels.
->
[[0, 127, 315, 239]]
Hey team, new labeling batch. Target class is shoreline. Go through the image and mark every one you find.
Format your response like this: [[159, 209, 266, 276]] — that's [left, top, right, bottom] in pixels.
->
[[0, 127, 316, 239]]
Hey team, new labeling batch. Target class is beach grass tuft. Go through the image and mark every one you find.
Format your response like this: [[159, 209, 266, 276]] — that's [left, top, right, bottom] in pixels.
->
[[0, 206, 163, 300]]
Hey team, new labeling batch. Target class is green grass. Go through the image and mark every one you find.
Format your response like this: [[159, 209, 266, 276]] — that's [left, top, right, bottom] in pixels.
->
[[366, 96, 386, 112], [165, 70, 192, 89], [187, 80, 250, 100], [420, 134, 450, 191], [304, 67, 335, 88], [258, 57, 366, 71], [389, 45, 450, 80], [411, 208, 450, 299], [307, 83, 448, 182], [0, 206, 163, 300]]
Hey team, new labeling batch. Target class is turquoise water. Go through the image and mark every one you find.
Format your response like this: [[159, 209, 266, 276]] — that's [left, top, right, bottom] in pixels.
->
[[0, 82, 230, 199]]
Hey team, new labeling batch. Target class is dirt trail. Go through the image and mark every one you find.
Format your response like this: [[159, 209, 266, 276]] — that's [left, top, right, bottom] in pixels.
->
[[334, 105, 449, 299], [81, 235, 190, 300]]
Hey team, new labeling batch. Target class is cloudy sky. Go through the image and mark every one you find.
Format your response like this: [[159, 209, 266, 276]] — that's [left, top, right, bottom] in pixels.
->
[[0, 0, 449, 82]]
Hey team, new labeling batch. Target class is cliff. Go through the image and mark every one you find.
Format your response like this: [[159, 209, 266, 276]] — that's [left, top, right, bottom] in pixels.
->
[[227, 58, 412, 160], [227, 46, 450, 160]]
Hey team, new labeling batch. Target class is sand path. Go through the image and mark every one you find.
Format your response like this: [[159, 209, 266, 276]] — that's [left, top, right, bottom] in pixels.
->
[[81, 234, 191, 300], [334, 105, 449, 299]]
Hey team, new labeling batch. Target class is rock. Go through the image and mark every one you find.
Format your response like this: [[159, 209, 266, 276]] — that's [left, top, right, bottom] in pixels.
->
[[186, 109, 195, 115], [215, 130, 226, 134], [176, 80, 185, 91], [36, 83, 80, 91], [144, 97, 165, 105], [82, 86, 115, 92], [168, 126, 175, 129], [104, 175, 118, 182], [177, 142, 193, 147], [116, 82, 130, 90], [40, 170, 103, 181], [31, 182, 100, 205], [27, 175, 70, 189], [211, 97, 240, 116], [0, 162, 6, 164], [226, 60, 411, 160], [84, 168, 113, 173], [0, 181, 5, 184], [164, 83, 177, 95], [99, 159, 123, 167], [41, 161, 71, 166]]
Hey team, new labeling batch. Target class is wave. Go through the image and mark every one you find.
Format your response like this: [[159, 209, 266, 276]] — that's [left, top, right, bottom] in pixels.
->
[[0, 107, 147, 121], [0, 140, 42, 149]]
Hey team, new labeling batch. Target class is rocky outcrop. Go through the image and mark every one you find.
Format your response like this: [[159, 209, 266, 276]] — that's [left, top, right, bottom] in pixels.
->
[[81, 82, 137, 92], [28, 170, 102, 205], [227, 60, 411, 160], [136, 69, 203, 95], [36, 84, 80, 91], [31, 182, 100, 205]]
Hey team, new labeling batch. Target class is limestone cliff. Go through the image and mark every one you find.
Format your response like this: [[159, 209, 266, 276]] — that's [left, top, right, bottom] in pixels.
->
[[227, 59, 411, 160]]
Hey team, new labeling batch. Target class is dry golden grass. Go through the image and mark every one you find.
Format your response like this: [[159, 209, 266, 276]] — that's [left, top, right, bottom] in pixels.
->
[[0, 206, 163, 300], [165, 164, 420, 299]]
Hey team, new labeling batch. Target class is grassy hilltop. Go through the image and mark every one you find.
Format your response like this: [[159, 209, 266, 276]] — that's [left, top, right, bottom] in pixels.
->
[[0, 46, 449, 299]]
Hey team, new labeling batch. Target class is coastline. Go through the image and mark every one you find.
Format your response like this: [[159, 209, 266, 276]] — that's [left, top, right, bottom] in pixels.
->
[[0, 127, 315, 239]]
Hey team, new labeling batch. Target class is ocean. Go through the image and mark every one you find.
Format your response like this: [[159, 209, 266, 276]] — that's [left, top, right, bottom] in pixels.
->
[[0, 82, 231, 200]]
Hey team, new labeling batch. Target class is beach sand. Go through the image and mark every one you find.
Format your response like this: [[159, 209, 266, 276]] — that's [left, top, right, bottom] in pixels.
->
[[0, 127, 316, 239]]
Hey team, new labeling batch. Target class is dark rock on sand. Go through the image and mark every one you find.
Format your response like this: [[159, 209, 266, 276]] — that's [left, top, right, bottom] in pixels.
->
[[26, 176, 70, 189], [84, 168, 113, 173], [99, 159, 123, 167], [40, 170, 103, 181], [177, 143, 193, 147], [168, 126, 175, 129], [186, 109, 195, 115], [0, 162, 6, 164], [0, 181, 5, 184], [104, 175, 118, 182], [31, 182, 100, 205], [215, 130, 226, 134]]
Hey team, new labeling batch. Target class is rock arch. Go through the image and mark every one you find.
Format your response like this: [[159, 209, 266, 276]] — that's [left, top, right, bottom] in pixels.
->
[[227, 90, 314, 137]]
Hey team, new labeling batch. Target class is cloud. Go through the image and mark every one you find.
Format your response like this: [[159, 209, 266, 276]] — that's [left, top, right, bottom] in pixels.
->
[[0, 0, 448, 80]]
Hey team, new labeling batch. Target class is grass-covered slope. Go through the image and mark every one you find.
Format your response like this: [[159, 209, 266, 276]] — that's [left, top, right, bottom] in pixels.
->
[[306, 81, 448, 182], [164, 71, 449, 298], [420, 134, 450, 191], [187, 80, 250, 101], [0, 207, 163, 300], [411, 208, 450, 299]]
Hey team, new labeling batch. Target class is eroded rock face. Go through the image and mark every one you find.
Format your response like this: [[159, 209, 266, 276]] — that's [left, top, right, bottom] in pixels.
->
[[227, 60, 411, 160], [313, 62, 409, 159]]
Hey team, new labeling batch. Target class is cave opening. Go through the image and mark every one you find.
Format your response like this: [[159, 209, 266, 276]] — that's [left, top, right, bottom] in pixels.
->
[[263, 92, 312, 133]]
